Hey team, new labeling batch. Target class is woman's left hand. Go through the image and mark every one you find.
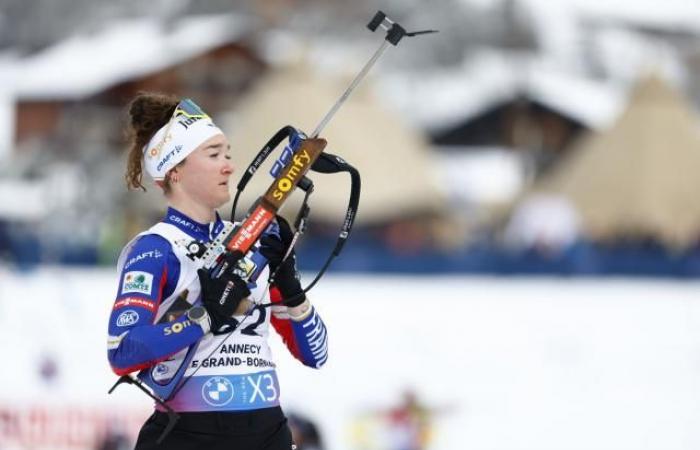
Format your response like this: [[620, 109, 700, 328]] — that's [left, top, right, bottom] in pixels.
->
[[259, 216, 306, 307]]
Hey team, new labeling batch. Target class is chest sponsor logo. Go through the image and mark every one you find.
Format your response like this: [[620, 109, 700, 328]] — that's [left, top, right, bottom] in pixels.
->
[[116, 310, 140, 327], [113, 296, 156, 312], [202, 376, 235, 407], [124, 249, 163, 269], [169, 214, 201, 233], [122, 271, 154, 295]]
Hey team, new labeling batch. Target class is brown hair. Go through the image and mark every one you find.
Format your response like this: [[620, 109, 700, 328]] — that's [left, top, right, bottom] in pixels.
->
[[125, 92, 179, 191]]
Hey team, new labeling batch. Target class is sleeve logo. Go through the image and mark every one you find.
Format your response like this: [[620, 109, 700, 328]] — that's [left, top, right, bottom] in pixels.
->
[[122, 271, 154, 295], [116, 310, 140, 327], [113, 296, 156, 312], [124, 249, 164, 269]]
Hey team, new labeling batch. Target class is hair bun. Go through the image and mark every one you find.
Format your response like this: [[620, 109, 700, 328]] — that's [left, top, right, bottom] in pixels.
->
[[128, 92, 178, 136], [124, 92, 179, 191], [128, 97, 147, 126]]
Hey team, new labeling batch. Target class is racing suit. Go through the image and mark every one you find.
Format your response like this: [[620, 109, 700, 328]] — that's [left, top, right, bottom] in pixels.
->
[[107, 207, 328, 449]]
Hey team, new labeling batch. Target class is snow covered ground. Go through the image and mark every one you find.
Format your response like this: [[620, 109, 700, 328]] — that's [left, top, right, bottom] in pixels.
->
[[1, 267, 699, 450]]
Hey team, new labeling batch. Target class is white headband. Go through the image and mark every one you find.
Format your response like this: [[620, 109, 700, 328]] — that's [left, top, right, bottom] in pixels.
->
[[142, 99, 224, 180]]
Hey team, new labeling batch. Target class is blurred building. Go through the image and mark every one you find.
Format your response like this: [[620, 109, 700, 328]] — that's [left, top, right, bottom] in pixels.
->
[[515, 73, 700, 251], [1, 1, 700, 275], [14, 14, 263, 147], [1, 14, 265, 265], [222, 60, 447, 226]]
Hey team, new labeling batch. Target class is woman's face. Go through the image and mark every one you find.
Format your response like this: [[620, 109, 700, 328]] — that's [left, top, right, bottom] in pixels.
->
[[173, 134, 234, 209]]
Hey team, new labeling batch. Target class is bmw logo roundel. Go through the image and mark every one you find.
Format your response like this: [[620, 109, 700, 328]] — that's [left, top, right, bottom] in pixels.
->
[[202, 376, 234, 407]]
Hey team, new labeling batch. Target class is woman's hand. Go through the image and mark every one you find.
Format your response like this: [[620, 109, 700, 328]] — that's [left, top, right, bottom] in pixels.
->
[[197, 268, 251, 332], [259, 216, 306, 307]]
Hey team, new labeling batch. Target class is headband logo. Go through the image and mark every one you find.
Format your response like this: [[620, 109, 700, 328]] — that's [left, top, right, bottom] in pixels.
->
[[174, 99, 209, 130], [148, 133, 172, 159], [178, 115, 205, 130], [157, 145, 184, 172], [142, 98, 221, 180]]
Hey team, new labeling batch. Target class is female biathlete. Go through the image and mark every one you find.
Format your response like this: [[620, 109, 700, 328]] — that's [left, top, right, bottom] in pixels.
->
[[107, 93, 328, 450]]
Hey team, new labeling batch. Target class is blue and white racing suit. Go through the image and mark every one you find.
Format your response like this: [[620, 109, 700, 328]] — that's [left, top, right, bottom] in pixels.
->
[[107, 207, 328, 412]]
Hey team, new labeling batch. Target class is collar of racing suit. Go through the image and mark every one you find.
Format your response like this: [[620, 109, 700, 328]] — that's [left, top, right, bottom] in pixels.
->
[[163, 207, 225, 243]]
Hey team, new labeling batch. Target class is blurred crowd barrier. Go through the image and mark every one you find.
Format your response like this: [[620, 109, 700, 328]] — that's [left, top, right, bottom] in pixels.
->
[[0, 405, 145, 450]]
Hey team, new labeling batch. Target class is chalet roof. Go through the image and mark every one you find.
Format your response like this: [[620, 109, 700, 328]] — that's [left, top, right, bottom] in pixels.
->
[[13, 14, 255, 100], [529, 73, 700, 248], [379, 50, 625, 134], [221, 61, 447, 224]]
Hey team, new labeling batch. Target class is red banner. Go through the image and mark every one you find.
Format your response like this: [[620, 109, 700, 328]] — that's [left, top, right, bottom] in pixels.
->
[[0, 404, 150, 449]]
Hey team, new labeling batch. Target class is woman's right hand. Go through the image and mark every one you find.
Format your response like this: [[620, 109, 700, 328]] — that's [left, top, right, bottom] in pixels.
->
[[197, 268, 251, 333]]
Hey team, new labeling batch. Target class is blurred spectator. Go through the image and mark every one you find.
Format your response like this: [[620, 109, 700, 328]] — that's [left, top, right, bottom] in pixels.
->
[[350, 389, 441, 450], [504, 193, 581, 257], [288, 412, 324, 450], [37, 351, 59, 385], [384, 390, 432, 450], [95, 428, 131, 450]]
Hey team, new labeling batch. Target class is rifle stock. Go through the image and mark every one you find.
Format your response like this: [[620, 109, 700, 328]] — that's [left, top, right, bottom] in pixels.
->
[[223, 138, 327, 256]]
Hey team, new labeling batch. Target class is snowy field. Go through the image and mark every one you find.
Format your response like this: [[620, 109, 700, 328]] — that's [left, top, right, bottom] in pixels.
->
[[1, 267, 700, 450]]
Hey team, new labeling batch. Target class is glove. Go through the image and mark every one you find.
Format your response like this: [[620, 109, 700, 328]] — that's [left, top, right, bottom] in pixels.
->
[[197, 267, 250, 333], [259, 216, 306, 306]]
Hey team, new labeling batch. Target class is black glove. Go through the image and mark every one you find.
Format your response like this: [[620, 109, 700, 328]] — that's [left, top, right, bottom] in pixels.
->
[[259, 216, 306, 306], [197, 268, 251, 333]]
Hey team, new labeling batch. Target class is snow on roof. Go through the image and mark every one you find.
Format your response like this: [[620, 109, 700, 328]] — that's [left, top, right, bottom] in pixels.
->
[[0, 91, 14, 160], [467, 0, 700, 33], [377, 51, 517, 132], [436, 147, 526, 205], [589, 27, 688, 85], [0, 52, 18, 159], [378, 49, 624, 133], [566, 0, 700, 32], [526, 63, 625, 129], [525, 0, 690, 86], [14, 14, 255, 100], [0, 51, 18, 89]]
